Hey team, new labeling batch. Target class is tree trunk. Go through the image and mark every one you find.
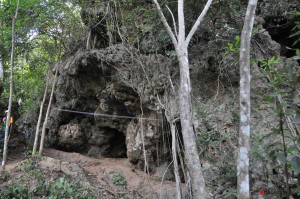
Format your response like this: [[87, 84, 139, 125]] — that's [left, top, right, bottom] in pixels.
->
[[0, 54, 3, 93], [237, 0, 257, 198], [38, 67, 58, 156], [177, 48, 207, 198], [171, 119, 182, 199], [32, 80, 49, 155], [152, 0, 212, 197], [0, 0, 3, 93], [1, 0, 19, 177]]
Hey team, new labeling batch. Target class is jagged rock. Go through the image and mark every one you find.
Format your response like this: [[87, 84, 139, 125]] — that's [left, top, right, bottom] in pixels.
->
[[58, 123, 84, 147], [44, 44, 171, 171], [21, 2, 299, 196]]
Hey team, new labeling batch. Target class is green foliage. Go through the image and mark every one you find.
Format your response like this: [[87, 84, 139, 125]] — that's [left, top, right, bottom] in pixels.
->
[[222, 188, 237, 199], [49, 177, 74, 199], [9, 183, 30, 199], [118, 1, 171, 53], [254, 55, 300, 195], [196, 105, 209, 119], [112, 172, 127, 187], [226, 36, 241, 54], [1, 157, 96, 199], [289, 12, 300, 46], [0, 0, 84, 117], [48, 177, 95, 199], [196, 131, 219, 147]]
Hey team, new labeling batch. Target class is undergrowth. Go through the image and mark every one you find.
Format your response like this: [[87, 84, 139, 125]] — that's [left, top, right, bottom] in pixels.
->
[[0, 157, 96, 199]]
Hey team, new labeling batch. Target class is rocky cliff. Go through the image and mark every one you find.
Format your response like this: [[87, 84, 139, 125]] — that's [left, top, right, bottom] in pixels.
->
[[29, 0, 300, 197]]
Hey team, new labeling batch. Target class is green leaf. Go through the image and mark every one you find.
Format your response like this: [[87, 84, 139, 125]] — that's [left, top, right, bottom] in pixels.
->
[[276, 153, 287, 165], [262, 95, 274, 103], [287, 145, 298, 154], [291, 156, 300, 175]]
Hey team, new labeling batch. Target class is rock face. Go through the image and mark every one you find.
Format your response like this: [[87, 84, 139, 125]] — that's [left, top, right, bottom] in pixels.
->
[[46, 44, 171, 171], [34, 1, 300, 196]]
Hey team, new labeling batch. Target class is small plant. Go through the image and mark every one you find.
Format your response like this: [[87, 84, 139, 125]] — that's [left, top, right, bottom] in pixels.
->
[[112, 172, 127, 187], [256, 56, 300, 197], [289, 12, 300, 46], [196, 105, 209, 120], [49, 177, 74, 199], [17, 159, 34, 171], [222, 188, 237, 199], [225, 35, 241, 55], [24, 149, 33, 157], [9, 183, 30, 199]]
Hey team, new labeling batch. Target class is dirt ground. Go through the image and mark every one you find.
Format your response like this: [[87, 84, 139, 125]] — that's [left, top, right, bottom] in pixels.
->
[[2, 142, 181, 199]]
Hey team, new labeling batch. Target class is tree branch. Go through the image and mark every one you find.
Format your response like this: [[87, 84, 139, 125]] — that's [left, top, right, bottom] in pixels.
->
[[166, 5, 178, 39], [152, 0, 178, 47], [185, 0, 213, 47]]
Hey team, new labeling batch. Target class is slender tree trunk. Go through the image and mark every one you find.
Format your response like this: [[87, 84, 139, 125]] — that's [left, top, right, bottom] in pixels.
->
[[176, 48, 207, 198], [1, 0, 19, 177], [0, 54, 3, 93], [38, 68, 58, 156], [279, 111, 290, 197], [171, 120, 182, 199], [32, 81, 49, 155], [237, 0, 257, 198], [0, 0, 4, 93], [152, 0, 212, 197]]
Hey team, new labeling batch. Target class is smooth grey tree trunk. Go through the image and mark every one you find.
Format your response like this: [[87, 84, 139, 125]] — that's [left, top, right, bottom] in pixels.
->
[[1, 0, 19, 177], [38, 68, 58, 156], [237, 0, 257, 198], [152, 0, 212, 198], [32, 81, 49, 155]]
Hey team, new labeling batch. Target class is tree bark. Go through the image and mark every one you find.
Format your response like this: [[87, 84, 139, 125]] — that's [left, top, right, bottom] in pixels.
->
[[237, 0, 257, 198], [0, 0, 4, 93], [32, 80, 49, 155], [152, 0, 212, 198], [176, 47, 207, 198], [1, 0, 19, 177], [171, 119, 182, 199], [0, 53, 3, 93], [38, 67, 58, 156]]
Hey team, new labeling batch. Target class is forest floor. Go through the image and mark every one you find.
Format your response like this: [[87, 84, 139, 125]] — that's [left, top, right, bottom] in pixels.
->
[[1, 136, 180, 199]]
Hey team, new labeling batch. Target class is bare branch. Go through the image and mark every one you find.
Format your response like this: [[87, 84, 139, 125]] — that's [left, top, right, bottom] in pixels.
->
[[166, 5, 178, 39], [185, 0, 213, 47], [152, 0, 178, 47]]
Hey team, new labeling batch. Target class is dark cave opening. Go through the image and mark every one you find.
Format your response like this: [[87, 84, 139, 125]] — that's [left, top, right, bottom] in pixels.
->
[[105, 128, 127, 158], [263, 17, 300, 58], [86, 127, 127, 158]]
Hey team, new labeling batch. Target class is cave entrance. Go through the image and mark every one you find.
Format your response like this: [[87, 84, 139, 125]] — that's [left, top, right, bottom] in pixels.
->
[[86, 127, 127, 158], [108, 129, 127, 158], [263, 17, 300, 58], [102, 128, 127, 158]]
